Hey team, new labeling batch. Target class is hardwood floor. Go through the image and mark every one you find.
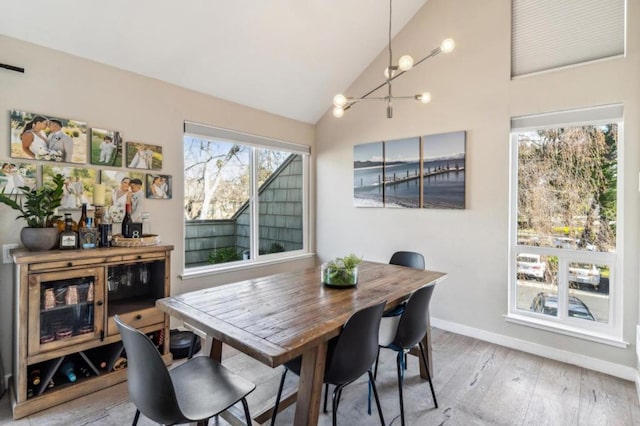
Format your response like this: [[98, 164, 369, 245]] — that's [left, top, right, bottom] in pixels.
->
[[1, 328, 638, 425]]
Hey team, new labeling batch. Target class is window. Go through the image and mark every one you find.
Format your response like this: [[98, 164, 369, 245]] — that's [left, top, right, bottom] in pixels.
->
[[508, 105, 624, 346], [183, 122, 310, 273], [511, 0, 625, 76]]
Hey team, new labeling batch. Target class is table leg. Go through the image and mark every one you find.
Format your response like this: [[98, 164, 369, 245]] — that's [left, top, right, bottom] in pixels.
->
[[209, 337, 222, 362], [293, 341, 327, 426]]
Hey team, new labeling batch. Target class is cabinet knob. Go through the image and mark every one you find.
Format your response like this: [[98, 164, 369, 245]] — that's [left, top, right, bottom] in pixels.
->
[[96, 300, 103, 306], [137, 255, 142, 260], [67, 262, 73, 267], [135, 314, 142, 320]]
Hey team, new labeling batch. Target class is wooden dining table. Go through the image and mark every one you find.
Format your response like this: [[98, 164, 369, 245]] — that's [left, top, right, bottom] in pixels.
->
[[156, 260, 447, 425]]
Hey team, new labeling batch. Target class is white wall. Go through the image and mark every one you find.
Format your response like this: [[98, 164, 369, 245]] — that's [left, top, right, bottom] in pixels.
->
[[316, 0, 640, 375], [0, 35, 316, 382]]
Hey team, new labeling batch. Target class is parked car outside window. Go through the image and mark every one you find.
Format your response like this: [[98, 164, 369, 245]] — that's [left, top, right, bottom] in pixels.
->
[[517, 253, 546, 281], [568, 263, 600, 289], [530, 292, 595, 321]]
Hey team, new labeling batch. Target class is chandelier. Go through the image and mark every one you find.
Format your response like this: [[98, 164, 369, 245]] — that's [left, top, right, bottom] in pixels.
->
[[332, 0, 455, 118]]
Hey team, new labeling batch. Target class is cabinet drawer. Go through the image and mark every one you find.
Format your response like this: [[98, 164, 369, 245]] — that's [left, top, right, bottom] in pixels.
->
[[29, 257, 110, 272], [107, 307, 164, 336], [120, 252, 165, 263]]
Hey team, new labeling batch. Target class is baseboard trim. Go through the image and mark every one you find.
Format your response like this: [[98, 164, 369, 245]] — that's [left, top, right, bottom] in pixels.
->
[[431, 317, 636, 381], [635, 371, 640, 404]]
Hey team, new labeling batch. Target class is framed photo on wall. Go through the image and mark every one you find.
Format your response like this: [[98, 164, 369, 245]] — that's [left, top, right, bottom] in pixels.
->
[[384, 137, 421, 208], [100, 170, 146, 222], [90, 128, 122, 167], [422, 130, 466, 209], [353, 141, 384, 207], [42, 165, 98, 210], [0, 161, 37, 194], [146, 174, 172, 199], [126, 142, 163, 170], [10, 110, 87, 164]]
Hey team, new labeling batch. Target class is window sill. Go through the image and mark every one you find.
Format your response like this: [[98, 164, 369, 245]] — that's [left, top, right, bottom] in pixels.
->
[[504, 313, 628, 348], [180, 252, 315, 280]]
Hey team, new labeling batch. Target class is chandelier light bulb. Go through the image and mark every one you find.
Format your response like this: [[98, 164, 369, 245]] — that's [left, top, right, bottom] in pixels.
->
[[398, 55, 414, 71], [384, 66, 396, 80], [333, 94, 348, 108], [416, 92, 432, 104], [440, 38, 455, 54], [333, 106, 345, 118]]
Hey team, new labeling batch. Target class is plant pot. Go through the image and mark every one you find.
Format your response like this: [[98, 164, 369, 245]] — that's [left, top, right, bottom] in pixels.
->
[[20, 227, 59, 251], [321, 263, 358, 288]]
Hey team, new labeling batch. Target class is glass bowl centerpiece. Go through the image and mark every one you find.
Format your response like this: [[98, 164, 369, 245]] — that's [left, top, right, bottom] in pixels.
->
[[321, 254, 362, 288]]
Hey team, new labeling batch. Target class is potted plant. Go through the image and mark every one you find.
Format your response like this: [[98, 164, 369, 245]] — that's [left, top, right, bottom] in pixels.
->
[[0, 173, 65, 251], [321, 253, 362, 288]]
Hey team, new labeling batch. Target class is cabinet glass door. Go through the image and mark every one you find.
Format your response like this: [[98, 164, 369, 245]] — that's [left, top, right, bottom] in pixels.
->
[[28, 267, 104, 355]]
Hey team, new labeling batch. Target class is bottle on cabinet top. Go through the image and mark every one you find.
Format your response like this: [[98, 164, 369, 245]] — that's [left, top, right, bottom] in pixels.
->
[[121, 202, 133, 238], [59, 213, 78, 249], [78, 203, 88, 229]]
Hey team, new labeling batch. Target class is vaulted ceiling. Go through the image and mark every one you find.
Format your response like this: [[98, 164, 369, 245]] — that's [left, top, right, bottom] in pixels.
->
[[0, 0, 429, 124]]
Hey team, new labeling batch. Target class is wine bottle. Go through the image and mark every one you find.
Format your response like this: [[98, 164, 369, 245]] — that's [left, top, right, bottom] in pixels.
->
[[113, 357, 127, 370], [78, 365, 92, 378], [60, 361, 77, 383], [121, 203, 133, 238], [30, 369, 41, 386], [78, 203, 88, 229]]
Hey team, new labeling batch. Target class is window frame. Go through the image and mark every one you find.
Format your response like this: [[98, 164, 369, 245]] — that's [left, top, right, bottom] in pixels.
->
[[182, 122, 311, 278], [506, 106, 626, 347]]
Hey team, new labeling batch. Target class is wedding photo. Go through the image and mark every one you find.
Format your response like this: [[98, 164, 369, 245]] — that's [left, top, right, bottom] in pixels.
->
[[90, 127, 122, 167], [126, 142, 163, 170], [10, 110, 87, 164], [42, 165, 97, 210], [0, 161, 36, 194]]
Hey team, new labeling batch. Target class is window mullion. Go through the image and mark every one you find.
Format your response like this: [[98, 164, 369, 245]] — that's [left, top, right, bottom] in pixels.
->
[[250, 148, 259, 260]]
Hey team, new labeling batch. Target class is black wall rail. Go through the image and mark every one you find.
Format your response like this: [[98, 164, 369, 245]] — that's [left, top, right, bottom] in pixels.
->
[[0, 63, 25, 73]]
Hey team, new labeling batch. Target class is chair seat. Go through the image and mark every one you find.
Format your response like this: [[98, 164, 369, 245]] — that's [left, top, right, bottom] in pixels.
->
[[378, 315, 402, 347], [170, 356, 256, 421]]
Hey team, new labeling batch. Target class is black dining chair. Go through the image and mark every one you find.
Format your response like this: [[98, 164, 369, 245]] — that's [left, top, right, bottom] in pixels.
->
[[115, 315, 256, 425], [377, 251, 426, 374], [374, 284, 438, 426], [271, 301, 387, 426], [389, 251, 425, 270]]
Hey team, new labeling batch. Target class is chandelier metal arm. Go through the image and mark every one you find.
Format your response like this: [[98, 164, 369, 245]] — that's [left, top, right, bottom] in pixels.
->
[[332, 0, 454, 118]]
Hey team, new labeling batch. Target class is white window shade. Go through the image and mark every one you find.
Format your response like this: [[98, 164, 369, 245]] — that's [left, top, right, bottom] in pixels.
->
[[184, 121, 310, 155], [512, 0, 625, 76]]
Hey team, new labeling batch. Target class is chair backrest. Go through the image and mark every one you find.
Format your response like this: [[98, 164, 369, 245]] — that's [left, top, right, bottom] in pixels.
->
[[115, 315, 183, 425], [389, 251, 425, 270], [325, 300, 386, 385], [392, 284, 436, 350]]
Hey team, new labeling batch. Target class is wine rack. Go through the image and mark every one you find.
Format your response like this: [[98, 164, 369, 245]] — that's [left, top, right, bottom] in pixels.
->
[[11, 245, 173, 419]]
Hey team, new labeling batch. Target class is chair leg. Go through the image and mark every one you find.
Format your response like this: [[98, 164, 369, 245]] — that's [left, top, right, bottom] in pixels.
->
[[324, 383, 329, 413], [271, 367, 288, 426], [132, 408, 140, 426], [396, 351, 406, 426], [332, 384, 345, 426], [241, 397, 252, 425], [368, 370, 386, 425], [374, 346, 380, 380], [418, 342, 438, 409]]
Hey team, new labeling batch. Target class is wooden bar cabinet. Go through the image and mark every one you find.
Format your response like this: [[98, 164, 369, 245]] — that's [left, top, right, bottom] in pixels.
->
[[10, 244, 174, 419]]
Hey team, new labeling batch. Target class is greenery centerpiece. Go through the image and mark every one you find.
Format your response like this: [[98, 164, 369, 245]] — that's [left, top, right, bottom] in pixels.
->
[[322, 253, 362, 287], [0, 173, 64, 251]]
